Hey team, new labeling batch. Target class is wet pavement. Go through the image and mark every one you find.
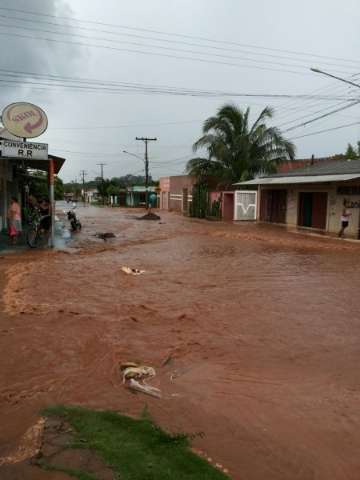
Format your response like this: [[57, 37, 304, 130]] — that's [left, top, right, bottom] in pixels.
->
[[1, 206, 360, 479]]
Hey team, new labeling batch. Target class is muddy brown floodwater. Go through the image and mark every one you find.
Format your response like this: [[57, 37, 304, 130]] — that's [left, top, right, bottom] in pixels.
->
[[1, 206, 360, 480]]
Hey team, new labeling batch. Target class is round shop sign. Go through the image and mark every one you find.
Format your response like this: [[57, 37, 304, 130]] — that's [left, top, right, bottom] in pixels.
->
[[1, 102, 48, 138]]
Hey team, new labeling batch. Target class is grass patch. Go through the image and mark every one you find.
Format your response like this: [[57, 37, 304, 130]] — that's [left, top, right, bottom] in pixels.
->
[[42, 405, 230, 480], [38, 460, 98, 480]]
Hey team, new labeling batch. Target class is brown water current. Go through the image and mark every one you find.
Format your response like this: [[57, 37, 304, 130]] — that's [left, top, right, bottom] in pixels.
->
[[1, 206, 360, 479]]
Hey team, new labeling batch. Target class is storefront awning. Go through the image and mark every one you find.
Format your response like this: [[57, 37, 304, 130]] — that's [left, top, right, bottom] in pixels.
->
[[4, 154, 65, 174], [236, 173, 360, 186]]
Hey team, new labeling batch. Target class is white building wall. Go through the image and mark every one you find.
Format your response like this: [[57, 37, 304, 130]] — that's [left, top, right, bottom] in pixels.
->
[[260, 182, 360, 238]]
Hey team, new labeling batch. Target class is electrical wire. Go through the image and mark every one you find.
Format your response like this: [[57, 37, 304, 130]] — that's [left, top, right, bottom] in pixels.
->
[[290, 121, 360, 140], [278, 100, 354, 129], [283, 101, 360, 133], [0, 14, 359, 74], [272, 72, 360, 117], [50, 120, 202, 131], [0, 67, 358, 100], [274, 75, 360, 123], [0, 30, 336, 77], [1, 6, 359, 68]]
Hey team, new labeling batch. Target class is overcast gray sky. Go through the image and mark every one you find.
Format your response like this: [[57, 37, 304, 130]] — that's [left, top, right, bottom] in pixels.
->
[[0, 0, 359, 182]]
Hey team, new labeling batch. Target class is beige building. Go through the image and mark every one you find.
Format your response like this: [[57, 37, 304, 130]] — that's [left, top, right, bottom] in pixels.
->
[[238, 159, 360, 239]]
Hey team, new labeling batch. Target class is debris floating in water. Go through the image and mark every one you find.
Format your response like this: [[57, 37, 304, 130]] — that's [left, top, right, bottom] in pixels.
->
[[120, 362, 161, 398], [122, 365, 156, 383], [95, 232, 116, 241], [127, 378, 162, 398], [138, 212, 161, 221], [121, 266, 146, 276]]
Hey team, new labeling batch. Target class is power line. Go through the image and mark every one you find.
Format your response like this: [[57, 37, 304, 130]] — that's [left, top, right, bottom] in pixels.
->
[[290, 121, 360, 140], [50, 120, 202, 131], [0, 30, 330, 77], [2, 12, 360, 72], [275, 85, 358, 123], [52, 149, 122, 156], [270, 73, 360, 123], [1, 67, 359, 100], [283, 101, 360, 133], [278, 99, 353, 129], [1, 6, 359, 68], [274, 74, 360, 126], [0, 20, 358, 75], [279, 71, 360, 132]]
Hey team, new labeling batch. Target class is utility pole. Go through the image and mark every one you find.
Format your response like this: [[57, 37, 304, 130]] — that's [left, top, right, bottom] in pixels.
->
[[80, 170, 87, 206], [97, 163, 107, 205], [135, 137, 157, 209], [97, 163, 106, 181]]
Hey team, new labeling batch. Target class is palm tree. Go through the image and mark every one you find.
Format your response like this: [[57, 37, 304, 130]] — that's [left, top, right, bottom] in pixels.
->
[[186, 104, 295, 186]]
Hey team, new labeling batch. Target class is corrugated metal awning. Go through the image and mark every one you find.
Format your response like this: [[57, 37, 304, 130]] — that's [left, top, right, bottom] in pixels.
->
[[6, 154, 65, 174], [235, 173, 360, 186]]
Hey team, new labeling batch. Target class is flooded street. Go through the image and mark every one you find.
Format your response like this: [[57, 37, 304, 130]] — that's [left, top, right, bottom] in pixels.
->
[[1, 206, 360, 479]]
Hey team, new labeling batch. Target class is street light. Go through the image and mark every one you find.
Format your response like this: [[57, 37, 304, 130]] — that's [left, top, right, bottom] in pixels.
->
[[311, 67, 360, 89], [122, 150, 144, 162]]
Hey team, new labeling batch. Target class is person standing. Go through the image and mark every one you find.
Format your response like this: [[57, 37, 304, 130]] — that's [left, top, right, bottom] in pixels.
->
[[7, 197, 22, 244], [338, 200, 351, 238]]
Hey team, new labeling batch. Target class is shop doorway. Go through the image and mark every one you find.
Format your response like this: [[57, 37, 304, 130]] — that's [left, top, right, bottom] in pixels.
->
[[298, 192, 327, 229], [260, 189, 287, 224], [222, 192, 235, 221]]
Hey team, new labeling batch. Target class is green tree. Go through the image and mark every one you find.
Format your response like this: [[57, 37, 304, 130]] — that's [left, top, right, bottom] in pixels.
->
[[64, 181, 81, 199], [54, 177, 64, 200], [107, 184, 121, 196], [27, 171, 48, 199], [345, 143, 359, 159], [187, 104, 295, 186], [97, 179, 111, 203], [25, 172, 64, 200]]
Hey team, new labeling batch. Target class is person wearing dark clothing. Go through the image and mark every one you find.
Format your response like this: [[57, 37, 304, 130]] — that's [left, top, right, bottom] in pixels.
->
[[39, 198, 51, 232]]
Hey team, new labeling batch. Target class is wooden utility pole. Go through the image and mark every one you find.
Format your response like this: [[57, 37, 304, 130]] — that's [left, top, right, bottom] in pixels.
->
[[80, 169, 87, 206], [135, 137, 157, 208], [97, 163, 107, 205]]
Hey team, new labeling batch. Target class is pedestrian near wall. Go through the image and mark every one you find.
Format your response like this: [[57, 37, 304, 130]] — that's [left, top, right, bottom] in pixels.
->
[[338, 199, 351, 238], [7, 197, 22, 244]]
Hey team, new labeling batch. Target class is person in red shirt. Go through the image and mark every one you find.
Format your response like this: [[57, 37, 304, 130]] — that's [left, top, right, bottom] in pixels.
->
[[7, 197, 22, 244]]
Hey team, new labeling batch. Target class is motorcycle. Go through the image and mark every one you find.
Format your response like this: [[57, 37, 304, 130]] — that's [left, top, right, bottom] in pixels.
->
[[67, 209, 82, 232]]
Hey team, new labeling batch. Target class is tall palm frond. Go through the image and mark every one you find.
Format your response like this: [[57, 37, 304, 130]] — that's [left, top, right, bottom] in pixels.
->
[[187, 103, 295, 184]]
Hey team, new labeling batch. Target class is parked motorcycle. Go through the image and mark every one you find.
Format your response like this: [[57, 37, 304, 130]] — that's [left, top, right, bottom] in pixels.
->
[[67, 209, 82, 232]]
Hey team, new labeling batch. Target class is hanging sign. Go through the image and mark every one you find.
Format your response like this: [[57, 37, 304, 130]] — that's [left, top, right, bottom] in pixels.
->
[[0, 139, 48, 160], [1, 102, 48, 139]]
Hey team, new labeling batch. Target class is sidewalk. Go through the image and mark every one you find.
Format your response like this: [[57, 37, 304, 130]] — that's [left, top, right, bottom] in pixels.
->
[[0, 230, 27, 253]]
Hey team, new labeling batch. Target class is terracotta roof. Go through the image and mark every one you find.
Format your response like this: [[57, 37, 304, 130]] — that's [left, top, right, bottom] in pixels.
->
[[271, 159, 360, 177]]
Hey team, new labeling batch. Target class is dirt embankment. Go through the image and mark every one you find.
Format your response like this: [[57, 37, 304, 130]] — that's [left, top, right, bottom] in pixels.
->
[[1, 208, 360, 480]]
